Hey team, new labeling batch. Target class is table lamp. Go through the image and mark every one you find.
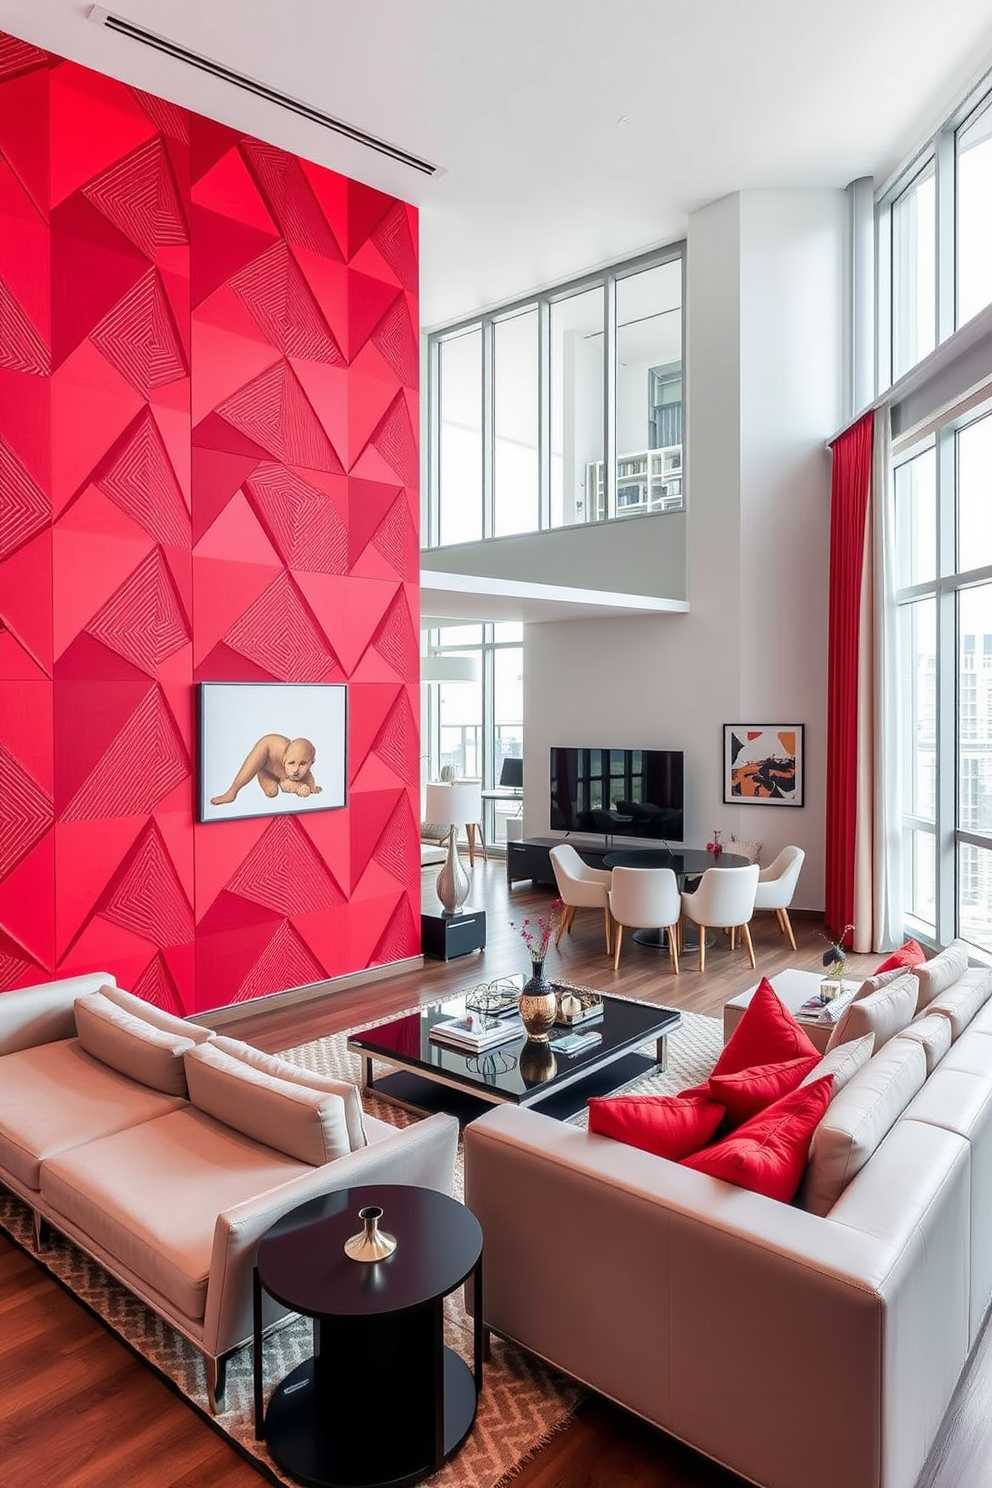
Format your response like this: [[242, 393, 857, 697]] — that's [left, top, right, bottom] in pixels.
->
[[424, 780, 480, 914]]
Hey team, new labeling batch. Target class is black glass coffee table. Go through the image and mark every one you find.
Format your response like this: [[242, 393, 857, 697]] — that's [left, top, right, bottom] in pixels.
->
[[347, 991, 681, 1123]]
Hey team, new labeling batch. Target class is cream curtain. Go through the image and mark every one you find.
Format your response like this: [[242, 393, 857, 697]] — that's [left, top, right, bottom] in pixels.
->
[[852, 408, 902, 952]]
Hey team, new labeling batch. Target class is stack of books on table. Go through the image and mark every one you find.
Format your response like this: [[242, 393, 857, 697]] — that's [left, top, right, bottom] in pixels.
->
[[795, 986, 858, 1025], [429, 1011, 522, 1052]]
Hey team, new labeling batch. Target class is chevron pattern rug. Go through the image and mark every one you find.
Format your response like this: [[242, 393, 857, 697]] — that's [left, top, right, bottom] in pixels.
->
[[0, 1009, 722, 1488]]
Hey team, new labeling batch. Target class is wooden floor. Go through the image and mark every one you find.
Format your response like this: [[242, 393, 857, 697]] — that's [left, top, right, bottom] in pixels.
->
[[0, 859, 985, 1488]]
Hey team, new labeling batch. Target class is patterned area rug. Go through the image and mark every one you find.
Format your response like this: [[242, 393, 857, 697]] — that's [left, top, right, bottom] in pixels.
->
[[0, 1008, 722, 1488]]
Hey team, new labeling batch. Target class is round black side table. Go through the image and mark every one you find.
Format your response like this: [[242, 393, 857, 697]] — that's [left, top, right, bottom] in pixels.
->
[[253, 1184, 483, 1488]]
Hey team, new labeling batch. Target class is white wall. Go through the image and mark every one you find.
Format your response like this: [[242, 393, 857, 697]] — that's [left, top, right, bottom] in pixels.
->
[[523, 189, 846, 911]]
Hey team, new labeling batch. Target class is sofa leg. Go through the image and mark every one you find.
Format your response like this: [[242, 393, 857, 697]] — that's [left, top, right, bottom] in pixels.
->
[[32, 1209, 50, 1252], [207, 1354, 227, 1415]]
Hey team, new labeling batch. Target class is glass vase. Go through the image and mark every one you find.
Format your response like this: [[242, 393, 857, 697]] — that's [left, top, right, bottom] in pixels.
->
[[519, 959, 557, 1042]]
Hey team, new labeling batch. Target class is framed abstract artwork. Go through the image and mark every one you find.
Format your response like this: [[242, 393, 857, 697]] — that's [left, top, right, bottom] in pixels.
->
[[723, 724, 804, 807], [198, 682, 347, 823]]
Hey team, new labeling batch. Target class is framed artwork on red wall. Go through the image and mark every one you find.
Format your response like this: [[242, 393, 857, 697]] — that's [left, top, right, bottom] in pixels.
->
[[198, 683, 347, 823]]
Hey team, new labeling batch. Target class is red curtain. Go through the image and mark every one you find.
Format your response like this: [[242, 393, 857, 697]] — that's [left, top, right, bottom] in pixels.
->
[[824, 411, 874, 941]]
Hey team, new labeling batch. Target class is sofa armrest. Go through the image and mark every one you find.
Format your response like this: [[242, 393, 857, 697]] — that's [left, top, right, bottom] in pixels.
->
[[465, 1104, 971, 1488], [0, 972, 117, 1055], [202, 1110, 459, 1360]]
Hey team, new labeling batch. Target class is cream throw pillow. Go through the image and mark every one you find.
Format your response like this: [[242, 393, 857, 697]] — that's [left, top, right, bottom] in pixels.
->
[[803, 1038, 928, 1217], [852, 965, 915, 1003], [914, 939, 970, 1012], [800, 1032, 875, 1095], [74, 991, 195, 1096], [825, 972, 919, 1054], [96, 983, 215, 1044], [895, 1013, 952, 1076], [184, 1041, 352, 1165], [212, 1036, 367, 1149]]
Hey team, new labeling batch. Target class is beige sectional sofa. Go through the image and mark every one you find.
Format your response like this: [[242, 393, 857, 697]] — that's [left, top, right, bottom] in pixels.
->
[[0, 972, 458, 1410], [464, 941, 992, 1488]]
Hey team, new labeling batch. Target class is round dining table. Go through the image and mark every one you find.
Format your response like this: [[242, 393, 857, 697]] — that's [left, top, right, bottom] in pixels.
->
[[602, 847, 749, 947]]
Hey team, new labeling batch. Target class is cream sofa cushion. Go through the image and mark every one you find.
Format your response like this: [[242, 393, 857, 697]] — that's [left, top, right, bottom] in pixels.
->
[[801, 1032, 875, 1095], [915, 939, 970, 1012], [925, 967, 992, 1040], [40, 1107, 310, 1322], [74, 992, 196, 1096], [184, 1041, 352, 1165], [897, 1012, 953, 1075], [96, 984, 214, 1044], [825, 972, 918, 1054], [211, 1036, 367, 1149], [0, 1040, 186, 1191], [803, 1037, 928, 1217]]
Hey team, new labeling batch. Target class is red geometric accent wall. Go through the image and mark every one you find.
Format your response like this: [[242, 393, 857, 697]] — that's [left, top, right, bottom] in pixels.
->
[[0, 37, 421, 1012]]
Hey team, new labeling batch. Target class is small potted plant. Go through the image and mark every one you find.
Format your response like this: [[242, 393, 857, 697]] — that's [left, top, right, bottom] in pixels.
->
[[820, 923, 855, 1001]]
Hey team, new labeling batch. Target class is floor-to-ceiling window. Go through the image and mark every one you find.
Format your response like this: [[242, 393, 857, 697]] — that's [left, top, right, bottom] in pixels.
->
[[882, 68, 992, 955], [424, 245, 684, 547], [423, 624, 523, 848], [894, 410, 992, 956]]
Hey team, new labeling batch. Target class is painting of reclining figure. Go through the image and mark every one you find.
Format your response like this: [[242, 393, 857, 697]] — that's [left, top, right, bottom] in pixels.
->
[[199, 682, 347, 823], [723, 724, 804, 807]]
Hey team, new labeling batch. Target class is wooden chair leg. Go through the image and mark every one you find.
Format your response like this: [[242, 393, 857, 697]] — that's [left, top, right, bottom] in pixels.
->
[[729, 926, 736, 951], [668, 925, 679, 975], [740, 921, 756, 969], [698, 926, 706, 974], [566, 905, 576, 936], [466, 823, 476, 867], [555, 916, 566, 947], [780, 908, 797, 952], [603, 906, 612, 955], [613, 925, 623, 971]]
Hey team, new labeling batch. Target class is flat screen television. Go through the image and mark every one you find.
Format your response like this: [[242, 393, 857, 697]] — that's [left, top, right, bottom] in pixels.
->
[[550, 747, 684, 842]]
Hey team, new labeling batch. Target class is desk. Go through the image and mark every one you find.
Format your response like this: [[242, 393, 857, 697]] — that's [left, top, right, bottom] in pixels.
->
[[603, 849, 748, 947]]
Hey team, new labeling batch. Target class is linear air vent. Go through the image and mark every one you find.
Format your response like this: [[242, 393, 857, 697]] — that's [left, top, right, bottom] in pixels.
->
[[88, 6, 440, 177]]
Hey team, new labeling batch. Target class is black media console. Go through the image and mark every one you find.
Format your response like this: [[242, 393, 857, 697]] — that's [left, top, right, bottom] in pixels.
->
[[506, 836, 667, 888]]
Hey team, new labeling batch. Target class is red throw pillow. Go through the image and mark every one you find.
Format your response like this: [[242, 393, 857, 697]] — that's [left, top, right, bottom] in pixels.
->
[[874, 939, 926, 975], [587, 1091, 726, 1160], [714, 978, 820, 1077], [707, 1054, 820, 1127], [681, 1076, 834, 1202]]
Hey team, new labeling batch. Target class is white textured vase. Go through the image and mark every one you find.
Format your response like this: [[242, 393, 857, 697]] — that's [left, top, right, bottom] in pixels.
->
[[436, 828, 469, 914]]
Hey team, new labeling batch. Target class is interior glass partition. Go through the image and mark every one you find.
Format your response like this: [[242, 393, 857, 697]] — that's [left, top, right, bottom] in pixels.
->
[[494, 309, 540, 537], [438, 329, 483, 545], [550, 286, 604, 526], [426, 245, 683, 548]]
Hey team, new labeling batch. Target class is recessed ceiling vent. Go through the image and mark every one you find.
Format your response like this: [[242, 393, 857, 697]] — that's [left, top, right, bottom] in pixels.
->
[[87, 6, 440, 177]]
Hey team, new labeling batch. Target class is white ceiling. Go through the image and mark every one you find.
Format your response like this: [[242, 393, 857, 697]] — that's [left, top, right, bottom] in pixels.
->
[[6, 0, 992, 329], [6, 0, 992, 624]]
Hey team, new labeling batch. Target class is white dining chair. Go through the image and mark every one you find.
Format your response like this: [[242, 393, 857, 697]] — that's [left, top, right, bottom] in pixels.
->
[[549, 843, 613, 954], [609, 865, 681, 974], [752, 845, 805, 951], [680, 863, 760, 973]]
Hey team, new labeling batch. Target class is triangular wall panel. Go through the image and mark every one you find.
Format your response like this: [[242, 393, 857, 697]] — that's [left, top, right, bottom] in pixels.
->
[[0, 40, 420, 1000]]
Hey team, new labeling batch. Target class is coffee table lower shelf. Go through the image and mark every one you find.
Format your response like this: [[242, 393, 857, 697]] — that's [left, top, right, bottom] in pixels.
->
[[363, 1050, 662, 1124]]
